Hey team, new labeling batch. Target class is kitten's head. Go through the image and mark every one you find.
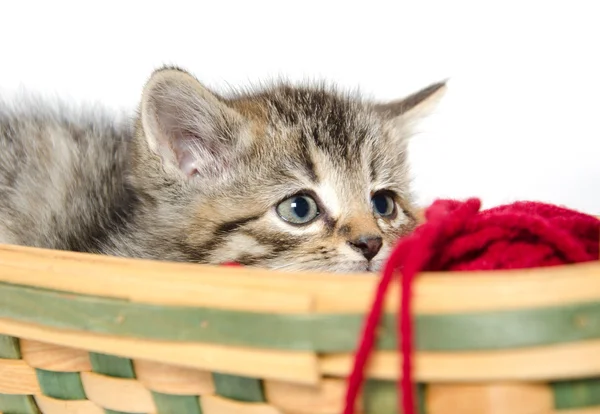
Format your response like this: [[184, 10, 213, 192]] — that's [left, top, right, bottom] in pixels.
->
[[131, 67, 445, 272]]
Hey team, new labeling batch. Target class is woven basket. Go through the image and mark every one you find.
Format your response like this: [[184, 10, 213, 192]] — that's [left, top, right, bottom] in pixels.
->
[[0, 240, 600, 414]]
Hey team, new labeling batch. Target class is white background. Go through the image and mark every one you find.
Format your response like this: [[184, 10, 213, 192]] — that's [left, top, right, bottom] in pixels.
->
[[1, 1, 598, 214]]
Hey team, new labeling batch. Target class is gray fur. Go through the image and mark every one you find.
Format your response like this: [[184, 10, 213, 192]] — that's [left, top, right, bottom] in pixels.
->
[[0, 67, 445, 272]]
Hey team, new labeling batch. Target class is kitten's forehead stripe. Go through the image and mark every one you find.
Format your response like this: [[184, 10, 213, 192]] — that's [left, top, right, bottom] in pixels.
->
[[262, 86, 371, 163], [298, 141, 318, 183], [369, 158, 378, 183]]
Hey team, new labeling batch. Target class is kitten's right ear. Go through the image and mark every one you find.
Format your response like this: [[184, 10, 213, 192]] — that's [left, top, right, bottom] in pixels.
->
[[139, 67, 250, 179], [375, 80, 447, 132]]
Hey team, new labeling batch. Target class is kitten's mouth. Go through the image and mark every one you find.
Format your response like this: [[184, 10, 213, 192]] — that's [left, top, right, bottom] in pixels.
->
[[345, 261, 381, 273], [366, 260, 385, 273], [236, 259, 383, 274]]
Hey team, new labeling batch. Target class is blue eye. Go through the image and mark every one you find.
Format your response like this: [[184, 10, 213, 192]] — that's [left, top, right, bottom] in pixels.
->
[[276, 194, 320, 224], [371, 192, 396, 218]]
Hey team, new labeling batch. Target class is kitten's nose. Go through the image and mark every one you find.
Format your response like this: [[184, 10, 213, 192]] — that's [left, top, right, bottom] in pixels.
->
[[348, 235, 383, 261]]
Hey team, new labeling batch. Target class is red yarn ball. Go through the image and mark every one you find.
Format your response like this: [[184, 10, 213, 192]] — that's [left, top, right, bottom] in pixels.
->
[[418, 198, 599, 271], [344, 198, 600, 414]]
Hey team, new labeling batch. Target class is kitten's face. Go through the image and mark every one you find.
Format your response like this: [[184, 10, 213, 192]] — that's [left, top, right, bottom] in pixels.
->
[[133, 68, 445, 272]]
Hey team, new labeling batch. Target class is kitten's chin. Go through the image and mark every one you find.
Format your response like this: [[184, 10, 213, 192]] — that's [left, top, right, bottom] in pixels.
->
[[367, 261, 384, 273], [261, 261, 380, 274], [234, 257, 387, 274], [321, 262, 383, 274], [333, 260, 386, 274]]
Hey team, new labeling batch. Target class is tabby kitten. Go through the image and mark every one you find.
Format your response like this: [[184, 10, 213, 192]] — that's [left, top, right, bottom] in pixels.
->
[[0, 67, 445, 272]]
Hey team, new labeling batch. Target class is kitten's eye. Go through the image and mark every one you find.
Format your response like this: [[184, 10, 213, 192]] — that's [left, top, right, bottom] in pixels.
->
[[371, 192, 396, 218], [276, 194, 320, 225]]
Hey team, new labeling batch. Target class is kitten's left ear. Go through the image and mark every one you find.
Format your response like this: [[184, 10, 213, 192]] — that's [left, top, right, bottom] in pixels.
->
[[138, 67, 251, 180], [375, 80, 447, 131]]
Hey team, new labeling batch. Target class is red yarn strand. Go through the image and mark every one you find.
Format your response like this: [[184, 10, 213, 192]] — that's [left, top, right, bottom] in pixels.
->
[[399, 254, 415, 414], [343, 198, 599, 414], [342, 257, 396, 414]]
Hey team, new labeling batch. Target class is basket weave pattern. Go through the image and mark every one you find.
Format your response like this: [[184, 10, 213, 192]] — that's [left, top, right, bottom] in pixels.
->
[[1, 335, 600, 413], [1, 335, 322, 413], [1, 244, 600, 413]]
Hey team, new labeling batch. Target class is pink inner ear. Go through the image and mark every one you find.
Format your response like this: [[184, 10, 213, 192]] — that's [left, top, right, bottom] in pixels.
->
[[177, 151, 199, 178], [152, 97, 237, 179], [167, 130, 203, 178]]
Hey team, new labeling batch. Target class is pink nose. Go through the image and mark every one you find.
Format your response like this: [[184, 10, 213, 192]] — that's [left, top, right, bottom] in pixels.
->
[[348, 235, 383, 261]]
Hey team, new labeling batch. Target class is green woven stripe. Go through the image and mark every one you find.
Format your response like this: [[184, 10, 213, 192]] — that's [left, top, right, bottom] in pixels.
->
[[0, 334, 21, 359], [363, 380, 426, 414], [553, 378, 600, 409], [152, 392, 202, 414], [0, 393, 40, 414], [364, 379, 398, 414], [35, 368, 86, 400], [89, 352, 136, 378], [418, 383, 427, 414], [4, 281, 600, 352], [212, 373, 265, 402]]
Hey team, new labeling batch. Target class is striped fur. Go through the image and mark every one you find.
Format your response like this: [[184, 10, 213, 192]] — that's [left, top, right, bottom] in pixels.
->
[[0, 67, 445, 272]]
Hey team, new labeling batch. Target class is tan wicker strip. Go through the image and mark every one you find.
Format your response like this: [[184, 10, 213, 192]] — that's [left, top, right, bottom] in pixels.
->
[[426, 383, 553, 414], [201, 395, 282, 414], [80, 371, 156, 412], [134, 359, 216, 395], [264, 377, 359, 414], [34, 395, 105, 414], [0, 358, 41, 394], [20, 339, 92, 372]]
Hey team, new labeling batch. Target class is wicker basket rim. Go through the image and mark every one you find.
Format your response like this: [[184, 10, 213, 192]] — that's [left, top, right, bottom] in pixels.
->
[[1, 243, 599, 315]]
